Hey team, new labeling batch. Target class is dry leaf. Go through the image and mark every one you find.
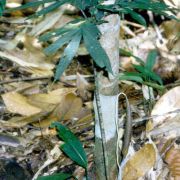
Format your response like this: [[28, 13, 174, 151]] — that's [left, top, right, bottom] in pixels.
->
[[123, 144, 156, 180], [76, 73, 90, 100], [53, 93, 82, 120], [33, 93, 82, 127], [147, 86, 180, 131], [2, 111, 51, 128], [27, 88, 76, 110], [2, 92, 41, 116], [165, 143, 180, 178], [30, 8, 64, 36]]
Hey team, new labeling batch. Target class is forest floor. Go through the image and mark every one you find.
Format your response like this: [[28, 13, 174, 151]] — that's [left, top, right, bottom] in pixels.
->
[[0, 1, 180, 180]]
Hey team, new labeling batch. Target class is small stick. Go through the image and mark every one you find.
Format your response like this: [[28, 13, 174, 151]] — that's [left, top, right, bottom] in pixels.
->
[[0, 76, 51, 85]]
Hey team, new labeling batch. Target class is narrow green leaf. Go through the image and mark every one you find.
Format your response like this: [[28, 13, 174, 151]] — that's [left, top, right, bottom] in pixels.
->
[[39, 19, 84, 42], [125, 8, 147, 26], [120, 48, 145, 66], [55, 31, 82, 80], [71, 0, 91, 10], [37, 173, 73, 180], [133, 65, 163, 85], [119, 72, 143, 83], [82, 22, 112, 73], [145, 50, 158, 70], [0, 0, 6, 16], [44, 29, 79, 55], [51, 122, 87, 169], [29, 0, 67, 18], [6, 0, 55, 12], [144, 82, 165, 91]]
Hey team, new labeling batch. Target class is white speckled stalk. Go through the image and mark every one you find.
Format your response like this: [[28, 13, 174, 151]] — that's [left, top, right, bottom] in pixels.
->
[[94, 1, 120, 179]]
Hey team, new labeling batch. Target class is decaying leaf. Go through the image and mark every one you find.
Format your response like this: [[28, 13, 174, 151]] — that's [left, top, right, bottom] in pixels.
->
[[76, 73, 90, 100], [147, 86, 180, 132], [165, 143, 180, 179], [2, 92, 41, 116], [123, 144, 156, 180], [53, 93, 82, 120], [6, 111, 52, 127], [27, 88, 76, 110], [33, 93, 82, 127]]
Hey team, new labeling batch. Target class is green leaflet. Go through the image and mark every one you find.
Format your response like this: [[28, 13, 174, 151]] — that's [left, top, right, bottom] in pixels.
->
[[133, 64, 163, 85], [145, 50, 158, 70], [29, 0, 67, 18], [120, 48, 145, 66], [6, 0, 55, 11], [0, 0, 6, 16], [39, 19, 84, 42], [125, 8, 147, 26], [51, 122, 87, 169], [44, 29, 79, 55], [37, 173, 73, 180], [82, 22, 112, 74], [119, 72, 143, 83], [54, 31, 82, 80]]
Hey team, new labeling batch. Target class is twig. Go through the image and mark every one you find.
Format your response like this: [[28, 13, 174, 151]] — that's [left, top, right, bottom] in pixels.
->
[[118, 93, 132, 159], [0, 76, 51, 85]]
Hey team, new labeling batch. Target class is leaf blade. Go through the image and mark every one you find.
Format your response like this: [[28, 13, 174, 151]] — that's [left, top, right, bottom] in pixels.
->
[[82, 22, 112, 73], [54, 31, 82, 80], [51, 122, 87, 169]]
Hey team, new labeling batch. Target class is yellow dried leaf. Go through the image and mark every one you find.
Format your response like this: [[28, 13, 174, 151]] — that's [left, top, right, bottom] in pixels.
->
[[27, 88, 76, 110], [123, 144, 156, 180], [2, 92, 41, 116], [53, 93, 82, 120]]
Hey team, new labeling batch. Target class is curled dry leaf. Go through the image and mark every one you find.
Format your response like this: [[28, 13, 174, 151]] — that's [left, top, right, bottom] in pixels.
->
[[147, 86, 180, 153], [76, 73, 90, 100], [123, 143, 156, 180], [0, 35, 55, 76], [27, 88, 76, 110], [33, 93, 82, 127], [165, 143, 180, 179], [2, 92, 41, 116], [147, 86, 180, 130]]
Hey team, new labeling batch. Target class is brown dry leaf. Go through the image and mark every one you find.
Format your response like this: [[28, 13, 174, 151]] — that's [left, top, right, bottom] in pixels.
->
[[147, 86, 180, 132], [165, 143, 180, 179], [161, 17, 180, 54], [30, 8, 65, 36], [27, 88, 76, 110], [33, 93, 82, 127], [2, 92, 41, 116], [2, 111, 51, 128], [53, 93, 82, 120], [72, 108, 93, 130], [123, 144, 156, 180], [76, 73, 90, 100], [0, 35, 55, 76]]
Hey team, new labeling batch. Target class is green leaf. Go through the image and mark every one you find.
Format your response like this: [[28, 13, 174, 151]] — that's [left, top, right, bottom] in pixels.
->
[[133, 64, 163, 85], [82, 22, 112, 73], [29, 0, 67, 18], [6, 0, 55, 12], [120, 48, 145, 66], [51, 122, 87, 169], [44, 29, 79, 55], [144, 81, 164, 91], [36, 173, 73, 180], [119, 72, 143, 83], [125, 8, 147, 26], [71, 0, 91, 10], [0, 0, 6, 16], [39, 19, 84, 42], [54, 31, 82, 80], [145, 50, 158, 70]]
